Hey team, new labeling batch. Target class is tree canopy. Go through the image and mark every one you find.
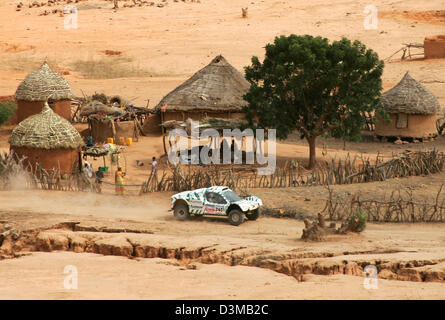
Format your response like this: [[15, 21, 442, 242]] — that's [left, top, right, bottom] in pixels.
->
[[243, 34, 384, 168]]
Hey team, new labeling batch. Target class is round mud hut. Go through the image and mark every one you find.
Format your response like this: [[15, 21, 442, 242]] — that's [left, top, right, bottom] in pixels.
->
[[146, 55, 250, 134], [14, 62, 74, 122], [375, 72, 441, 140], [8, 102, 84, 175]]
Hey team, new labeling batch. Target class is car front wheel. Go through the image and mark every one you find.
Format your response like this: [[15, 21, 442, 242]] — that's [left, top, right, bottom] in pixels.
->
[[174, 203, 190, 221], [246, 208, 260, 221], [227, 209, 245, 226]]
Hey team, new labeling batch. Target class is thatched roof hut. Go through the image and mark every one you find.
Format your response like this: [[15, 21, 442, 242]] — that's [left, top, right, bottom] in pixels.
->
[[14, 62, 74, 122], [15, 62, 74, 102], [153, 55, 249, 125], [379, 72, 440, 115], [9, 103, 84, 174], [9, 103, 83, 149], [375, 72, 441, 139]]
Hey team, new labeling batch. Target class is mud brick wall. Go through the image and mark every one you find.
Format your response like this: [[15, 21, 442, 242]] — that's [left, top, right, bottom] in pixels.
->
[[424, 35, 445, 59], [10, 146, 80, 175], [375, 113, 438, 138]]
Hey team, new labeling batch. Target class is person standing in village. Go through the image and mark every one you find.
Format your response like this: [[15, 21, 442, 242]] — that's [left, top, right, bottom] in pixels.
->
[[113, 0, 119, 9], [83, 160, 93, 179], [115, 166, 126, 195], [151, 156, 158, 175]]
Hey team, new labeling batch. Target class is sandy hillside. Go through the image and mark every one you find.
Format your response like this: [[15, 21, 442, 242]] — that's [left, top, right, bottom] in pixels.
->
[[0, 0, 444, 108]]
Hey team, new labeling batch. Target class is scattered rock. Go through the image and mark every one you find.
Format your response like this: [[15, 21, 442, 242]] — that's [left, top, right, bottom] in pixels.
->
[[378, 269, 398, 280], [397, 268, 422, 282], [301, 214, 326, 241], [93, 236, 133, 257], [11, 231, 21, 241], [185, 263, 199, 270], [36, 231, 70, 251]]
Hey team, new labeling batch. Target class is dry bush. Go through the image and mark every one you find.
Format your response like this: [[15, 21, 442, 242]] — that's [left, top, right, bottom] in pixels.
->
[[322, 184, 445, 222]]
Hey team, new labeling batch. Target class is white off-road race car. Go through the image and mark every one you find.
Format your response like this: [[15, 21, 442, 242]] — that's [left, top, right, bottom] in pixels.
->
[[171, 186, 263, 226]]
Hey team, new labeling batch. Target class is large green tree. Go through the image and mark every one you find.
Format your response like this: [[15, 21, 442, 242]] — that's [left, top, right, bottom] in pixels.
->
[[243, 35, 384, 169]]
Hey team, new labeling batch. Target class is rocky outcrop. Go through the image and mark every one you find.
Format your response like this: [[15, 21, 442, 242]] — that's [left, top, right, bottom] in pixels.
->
[[1, 222, 444, 284]]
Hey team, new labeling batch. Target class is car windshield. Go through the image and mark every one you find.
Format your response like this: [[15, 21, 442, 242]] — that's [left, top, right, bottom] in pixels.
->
[[223, 190, 242, 202]]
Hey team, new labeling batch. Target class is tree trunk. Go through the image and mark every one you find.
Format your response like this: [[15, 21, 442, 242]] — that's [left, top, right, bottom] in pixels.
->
[[307, 135, 317, 169]]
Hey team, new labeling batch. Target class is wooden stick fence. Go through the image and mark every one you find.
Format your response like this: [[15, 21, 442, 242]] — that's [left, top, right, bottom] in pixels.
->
[[2, 150, 444, 195], [140, 150, 445, 193], [0, 152, 96, 192], [321, 184, 445, 222]]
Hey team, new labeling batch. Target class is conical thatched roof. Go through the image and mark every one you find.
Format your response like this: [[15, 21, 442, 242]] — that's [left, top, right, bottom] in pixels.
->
[[155, 55, 250, 112], [9, 103, 84, 149], [14, 62, 74, 102], [379, 72, 441, 115]]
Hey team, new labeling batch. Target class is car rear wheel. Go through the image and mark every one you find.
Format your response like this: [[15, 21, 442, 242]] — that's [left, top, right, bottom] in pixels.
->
[[246, 208, 260, 221], [174, 203, 190, 221], [228, 209, 245, 226]]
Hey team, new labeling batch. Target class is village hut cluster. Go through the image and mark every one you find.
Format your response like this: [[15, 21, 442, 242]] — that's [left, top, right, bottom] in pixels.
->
[[3, 54, 443, 180], [7, 62, 136, 176]]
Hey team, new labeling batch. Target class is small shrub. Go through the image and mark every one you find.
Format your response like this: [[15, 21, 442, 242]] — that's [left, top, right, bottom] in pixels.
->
[[0, 99, 17, 125], [350, 211, 367, 232]]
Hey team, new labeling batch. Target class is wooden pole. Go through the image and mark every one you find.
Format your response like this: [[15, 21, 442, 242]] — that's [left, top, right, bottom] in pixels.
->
[[163, 133, 167, 155]]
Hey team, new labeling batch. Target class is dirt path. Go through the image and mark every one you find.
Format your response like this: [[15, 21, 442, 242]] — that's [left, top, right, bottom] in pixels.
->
[[0, 185, 444, 299]]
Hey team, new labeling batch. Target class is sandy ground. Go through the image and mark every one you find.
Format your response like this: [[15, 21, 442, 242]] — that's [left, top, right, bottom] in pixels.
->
[[0, 183, 445, 299], [1, 0, 445, 300], [1, 252, 444, 300]]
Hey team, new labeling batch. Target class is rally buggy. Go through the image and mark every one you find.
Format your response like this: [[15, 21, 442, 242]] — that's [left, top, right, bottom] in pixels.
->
[[170, 186, 263, 226]]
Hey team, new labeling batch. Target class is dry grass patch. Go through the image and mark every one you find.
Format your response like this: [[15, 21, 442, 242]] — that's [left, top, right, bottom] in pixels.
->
[[0, 54, 53, 73], [70, 56, 177, 79], [0, 54, 66, 74]]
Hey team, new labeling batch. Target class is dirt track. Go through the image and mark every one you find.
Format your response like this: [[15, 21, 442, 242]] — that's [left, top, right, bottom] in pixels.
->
[[0, 184, 445, 299]]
